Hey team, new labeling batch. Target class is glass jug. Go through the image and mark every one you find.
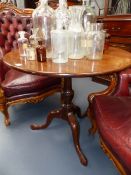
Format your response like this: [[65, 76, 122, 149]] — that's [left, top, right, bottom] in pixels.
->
[[68, 6, 85, 59]]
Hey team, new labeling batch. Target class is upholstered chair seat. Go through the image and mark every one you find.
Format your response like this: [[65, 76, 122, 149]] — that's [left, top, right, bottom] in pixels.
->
[[1, 69, 60, 100], [93, 95, 131, 175]]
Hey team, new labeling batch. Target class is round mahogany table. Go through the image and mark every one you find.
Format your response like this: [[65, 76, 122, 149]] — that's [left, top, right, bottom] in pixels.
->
[[3, 47, 131, 166]]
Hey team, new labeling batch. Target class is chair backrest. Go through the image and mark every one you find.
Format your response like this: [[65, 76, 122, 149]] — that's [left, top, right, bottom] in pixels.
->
[[0, 3, 33, 55], [0, 1, 82, 55], [114, 68, 131, 96]]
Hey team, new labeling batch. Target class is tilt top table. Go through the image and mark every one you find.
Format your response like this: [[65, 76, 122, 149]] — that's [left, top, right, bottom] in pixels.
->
[[3, 47, 131, 166]]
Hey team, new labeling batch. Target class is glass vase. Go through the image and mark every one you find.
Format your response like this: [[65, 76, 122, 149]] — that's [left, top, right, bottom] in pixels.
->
[[68, 6, 85, 59]]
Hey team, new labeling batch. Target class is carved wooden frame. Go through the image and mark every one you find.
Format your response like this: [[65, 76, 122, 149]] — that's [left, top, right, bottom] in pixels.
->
[[0, 85, 61, 126], [0, 2, 34, 14], [100, 138, 127, 175]]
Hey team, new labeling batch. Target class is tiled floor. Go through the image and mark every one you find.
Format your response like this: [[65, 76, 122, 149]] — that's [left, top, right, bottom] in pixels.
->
[[0, 78, 119, 175]]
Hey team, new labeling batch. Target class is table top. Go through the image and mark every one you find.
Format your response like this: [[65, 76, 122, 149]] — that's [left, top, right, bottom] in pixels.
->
[[3, 47, 131, 78]]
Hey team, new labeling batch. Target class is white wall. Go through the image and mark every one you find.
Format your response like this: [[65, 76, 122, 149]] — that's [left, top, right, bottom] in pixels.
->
[[15, 0, 25, 9]]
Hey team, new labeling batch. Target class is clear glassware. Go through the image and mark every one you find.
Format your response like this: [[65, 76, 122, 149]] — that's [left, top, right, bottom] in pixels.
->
[[51, 29, 68, 63], [85, 23, 104, 58], [51, 0, 70, 63], [54, 0, 70, 30], [68, 6, 85, 59], [90, 23, 103, 31], [26, 43, 37, 61], [29, 29, 39, 47], [87, 30, 106, 60], [18, 31, 28, 59], [82, 0, 96, 32], [32, 0, 54, 58]]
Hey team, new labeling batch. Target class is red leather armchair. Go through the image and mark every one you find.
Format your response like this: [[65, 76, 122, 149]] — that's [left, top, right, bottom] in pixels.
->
[[91, 68, 131, 175], [0, 3, 61, 126]]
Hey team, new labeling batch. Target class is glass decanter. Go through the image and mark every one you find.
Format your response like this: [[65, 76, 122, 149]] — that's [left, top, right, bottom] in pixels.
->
[[32, 0, 54, 58], [82, 0, 96, 32], [54, 0, 70, 30], [68, 6, 85, 59]]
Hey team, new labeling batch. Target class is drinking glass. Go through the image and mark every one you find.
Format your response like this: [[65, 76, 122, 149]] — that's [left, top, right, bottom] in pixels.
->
[[51, 30, 68, 63]]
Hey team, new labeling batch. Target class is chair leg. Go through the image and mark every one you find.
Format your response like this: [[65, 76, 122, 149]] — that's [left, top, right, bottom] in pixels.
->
[[1, 107, 10, 126], [88, 119, 97, 135], [0, 88, 11, 126], [87, 105, 97, 135]]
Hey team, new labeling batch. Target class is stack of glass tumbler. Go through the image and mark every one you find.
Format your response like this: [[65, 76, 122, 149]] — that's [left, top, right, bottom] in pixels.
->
[[19, 0, 106, 63]]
